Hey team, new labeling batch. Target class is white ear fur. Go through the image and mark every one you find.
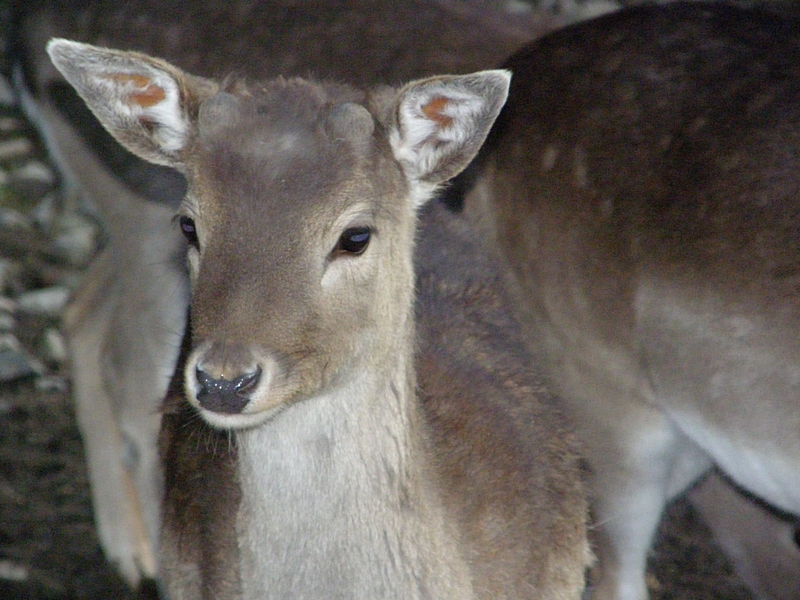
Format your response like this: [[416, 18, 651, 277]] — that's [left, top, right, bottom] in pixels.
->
[[47, 39, 215, 168], [389, 69, 510, 207]]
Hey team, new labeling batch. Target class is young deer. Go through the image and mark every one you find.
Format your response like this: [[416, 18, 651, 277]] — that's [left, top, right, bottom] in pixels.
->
[[47, 39, 590, 598], [13, 0, 553, 585], [456, 3, 800, 599]]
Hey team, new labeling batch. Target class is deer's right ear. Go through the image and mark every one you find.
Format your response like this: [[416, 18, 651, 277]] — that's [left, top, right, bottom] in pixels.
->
[[47, 39, 218, 169]]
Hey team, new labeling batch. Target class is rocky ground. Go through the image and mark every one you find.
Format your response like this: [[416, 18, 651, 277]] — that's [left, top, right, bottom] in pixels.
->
[[0, 1, 781, 598], [0, 83, 144, 598]]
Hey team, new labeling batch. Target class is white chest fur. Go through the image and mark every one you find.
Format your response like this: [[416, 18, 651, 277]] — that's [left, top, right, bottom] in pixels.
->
[[234, 379, 473, 600]]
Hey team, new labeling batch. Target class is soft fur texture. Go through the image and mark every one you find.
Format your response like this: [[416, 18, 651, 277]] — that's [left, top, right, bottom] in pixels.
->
[[457, 4, 800, 599], [50, 39, 590, 600]]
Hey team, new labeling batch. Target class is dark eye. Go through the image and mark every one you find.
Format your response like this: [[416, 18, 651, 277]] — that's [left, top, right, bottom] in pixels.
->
[[334, 227, 371, 257], [178, 215, 199, 249]]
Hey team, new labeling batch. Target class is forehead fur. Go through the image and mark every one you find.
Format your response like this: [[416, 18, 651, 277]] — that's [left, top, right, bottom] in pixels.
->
[[195, 77, 364, 179], [187, 76, 403, 234], [199, 76, 368, 144]]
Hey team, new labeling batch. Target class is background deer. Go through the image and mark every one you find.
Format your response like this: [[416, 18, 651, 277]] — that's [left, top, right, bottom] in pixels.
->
[[47, 38, 591, 598], [455, 3, 800, 599]]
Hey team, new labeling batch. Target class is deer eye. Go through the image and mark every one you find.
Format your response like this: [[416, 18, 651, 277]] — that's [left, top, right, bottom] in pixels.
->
[[334, 227, 371, 257], [178, 215, 200, 249]]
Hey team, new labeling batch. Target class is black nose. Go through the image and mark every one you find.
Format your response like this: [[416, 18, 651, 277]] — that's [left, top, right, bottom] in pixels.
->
[[195, 366, 262, 414]]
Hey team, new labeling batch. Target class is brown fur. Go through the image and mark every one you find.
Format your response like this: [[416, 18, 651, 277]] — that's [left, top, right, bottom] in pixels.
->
[[46, 38, 590, 596], [459, 3, 800, 599], [157, 201, 590, 599], [415, 202, 590, 597], [22, 1, 800, 595], [14, 2, 559, 588], [159, 317, 242, 600]]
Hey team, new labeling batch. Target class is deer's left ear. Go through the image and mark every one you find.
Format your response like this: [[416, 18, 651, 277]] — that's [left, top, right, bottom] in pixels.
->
[[47, 38, 218, 170], [387, 69, 510, 206]]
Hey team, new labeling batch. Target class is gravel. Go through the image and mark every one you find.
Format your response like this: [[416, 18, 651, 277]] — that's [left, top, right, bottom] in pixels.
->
[[0, 69, 145, 599]]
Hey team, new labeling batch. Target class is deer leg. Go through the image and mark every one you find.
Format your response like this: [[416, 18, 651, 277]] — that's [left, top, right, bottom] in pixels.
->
[[587, 407, 712, 600], [690, 472, 800, 600]]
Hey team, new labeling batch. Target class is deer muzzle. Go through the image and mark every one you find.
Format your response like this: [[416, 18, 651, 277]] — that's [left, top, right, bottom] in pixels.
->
[[195, 366, 262, 414]]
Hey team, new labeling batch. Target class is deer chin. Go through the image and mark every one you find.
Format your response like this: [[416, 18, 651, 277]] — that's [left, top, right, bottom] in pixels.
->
[[193, 402, 287, 431]]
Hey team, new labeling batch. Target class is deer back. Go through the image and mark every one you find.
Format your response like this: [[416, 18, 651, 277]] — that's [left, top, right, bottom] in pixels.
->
[[459, 3, 800, 598], [471, 0, 800, 512]]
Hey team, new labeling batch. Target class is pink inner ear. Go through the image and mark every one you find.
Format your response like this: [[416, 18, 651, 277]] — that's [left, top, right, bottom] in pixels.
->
[[421, 97, 454, 128], [108, 73, 166, 108]]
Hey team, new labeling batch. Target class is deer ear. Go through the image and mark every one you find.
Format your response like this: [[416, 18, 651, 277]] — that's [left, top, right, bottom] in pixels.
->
[[388, 69, 510, 206], [47, 38, 218, 169]]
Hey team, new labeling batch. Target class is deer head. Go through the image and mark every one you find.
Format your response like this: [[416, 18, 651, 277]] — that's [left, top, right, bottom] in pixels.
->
[[48, 39, 509, 430]]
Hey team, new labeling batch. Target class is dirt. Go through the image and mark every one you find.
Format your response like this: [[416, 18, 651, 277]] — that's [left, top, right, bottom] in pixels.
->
[[0, 381, 140, 600]]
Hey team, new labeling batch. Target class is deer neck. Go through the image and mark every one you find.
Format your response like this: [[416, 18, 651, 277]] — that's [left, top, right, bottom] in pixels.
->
[[233, 336, 474, 599]]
